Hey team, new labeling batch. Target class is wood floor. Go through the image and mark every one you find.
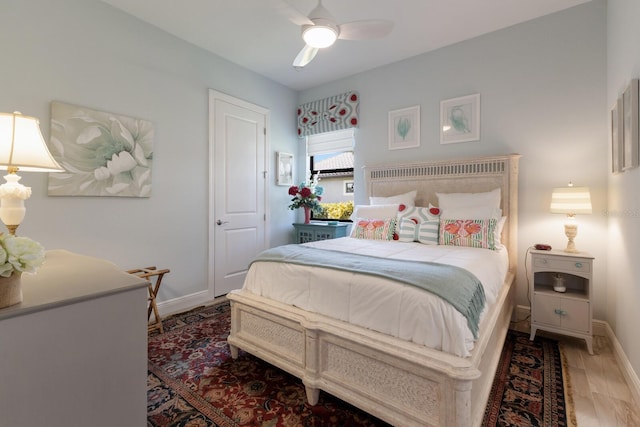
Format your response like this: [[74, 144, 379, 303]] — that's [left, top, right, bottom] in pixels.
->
[[511, 319, 640, 426]]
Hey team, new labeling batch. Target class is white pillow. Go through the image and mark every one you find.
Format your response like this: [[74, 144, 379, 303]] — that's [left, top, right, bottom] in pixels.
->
[[370, 190, 417, 207], [351, 204, 399, 220], [436, 188, 501, 210], [440, 207, 502, 220], [495, 216, 507, 246]]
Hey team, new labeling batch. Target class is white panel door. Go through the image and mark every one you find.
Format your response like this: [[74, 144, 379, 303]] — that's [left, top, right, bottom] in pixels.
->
[[209, 91, 268, 296]]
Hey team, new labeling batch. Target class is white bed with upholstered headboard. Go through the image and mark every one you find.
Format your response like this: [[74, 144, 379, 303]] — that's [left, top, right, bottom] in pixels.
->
[[227, 154, 521, 427]]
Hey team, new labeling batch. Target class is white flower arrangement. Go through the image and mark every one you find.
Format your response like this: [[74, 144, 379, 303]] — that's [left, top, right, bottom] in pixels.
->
[[0, 234, 45, 277]]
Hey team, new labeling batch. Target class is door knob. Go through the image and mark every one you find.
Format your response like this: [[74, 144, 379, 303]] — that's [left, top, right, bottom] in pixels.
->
[[216, 219, 229, 225]]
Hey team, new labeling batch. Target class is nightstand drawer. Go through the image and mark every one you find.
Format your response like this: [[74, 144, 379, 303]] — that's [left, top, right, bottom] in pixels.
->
[[533, 257, 591, 274]]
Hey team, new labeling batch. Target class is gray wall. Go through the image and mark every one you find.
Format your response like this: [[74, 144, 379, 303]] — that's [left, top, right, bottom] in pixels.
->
[[607, 0, 640, 389], [0, 0, 299, 302], [300, 1, 608, 320]]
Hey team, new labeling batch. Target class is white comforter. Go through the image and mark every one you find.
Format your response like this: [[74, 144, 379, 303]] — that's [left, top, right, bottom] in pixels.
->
[[241, 237, 509, 357]]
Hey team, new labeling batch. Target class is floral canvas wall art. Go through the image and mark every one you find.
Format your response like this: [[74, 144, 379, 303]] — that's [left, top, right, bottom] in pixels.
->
[[48, 102, 153, 197]]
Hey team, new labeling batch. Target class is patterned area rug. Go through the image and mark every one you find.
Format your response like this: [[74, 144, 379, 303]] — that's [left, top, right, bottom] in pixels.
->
[[482, 329, 576, 427], [147, 301, 387, 426], [148, 301, 573, 426]]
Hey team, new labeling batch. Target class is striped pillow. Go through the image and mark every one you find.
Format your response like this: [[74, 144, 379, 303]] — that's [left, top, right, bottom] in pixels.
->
[[439, 219, 497, 250], [397, 205, 441, 222], [396, 205, 441, 244], [397, 217, 439, 244], [351, 218, 397, 240]]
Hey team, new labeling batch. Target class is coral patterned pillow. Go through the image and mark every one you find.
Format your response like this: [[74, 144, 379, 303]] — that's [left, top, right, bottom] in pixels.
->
[[439, 219, 497, 250], [351, 218, 397, 240]]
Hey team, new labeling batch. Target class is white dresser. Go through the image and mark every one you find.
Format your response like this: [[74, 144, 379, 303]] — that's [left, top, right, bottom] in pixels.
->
[[0, 250, 148, 427]]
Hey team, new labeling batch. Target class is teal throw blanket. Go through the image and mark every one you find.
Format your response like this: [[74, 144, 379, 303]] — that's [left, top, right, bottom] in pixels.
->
[[252, 244, 485, 339]]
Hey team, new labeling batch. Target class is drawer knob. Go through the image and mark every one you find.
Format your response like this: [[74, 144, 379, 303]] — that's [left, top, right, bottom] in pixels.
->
[[575, 262, 583, 268], [554, 309, 567, 316]]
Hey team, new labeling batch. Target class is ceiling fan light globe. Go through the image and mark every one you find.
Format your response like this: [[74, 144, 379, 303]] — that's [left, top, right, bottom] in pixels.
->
[[302, 25, 337, 48]]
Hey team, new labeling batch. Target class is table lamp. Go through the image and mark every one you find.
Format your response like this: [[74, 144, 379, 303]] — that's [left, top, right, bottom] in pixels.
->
[[0, 111, 65, 235], [550, 183, 592, 253]]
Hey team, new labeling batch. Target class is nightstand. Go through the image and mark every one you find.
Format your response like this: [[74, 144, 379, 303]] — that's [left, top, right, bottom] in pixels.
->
[[529, 249, 594, 354], [293, 222, 349, 243]]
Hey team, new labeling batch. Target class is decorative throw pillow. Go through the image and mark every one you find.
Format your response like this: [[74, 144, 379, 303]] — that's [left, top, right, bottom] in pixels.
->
[[439, 218, 497, 250], [351, 218, 397, 240], [395, 205, 441, 244], [397, 217, 439, 244], [397, 205, 441, 222]]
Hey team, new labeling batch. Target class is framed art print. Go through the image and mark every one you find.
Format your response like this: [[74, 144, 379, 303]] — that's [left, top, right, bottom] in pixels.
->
[[440, 93, 480, 144], [622, 79, 639, 171], [388, 105, 420, 150], [611, 97, 624, 173], [277, 152, 293, 186]]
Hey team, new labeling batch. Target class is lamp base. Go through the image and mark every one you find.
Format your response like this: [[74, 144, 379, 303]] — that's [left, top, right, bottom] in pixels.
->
[[0, 172, 29, 235], [563, 222, 579, 253], [5, 224, 19, 236]]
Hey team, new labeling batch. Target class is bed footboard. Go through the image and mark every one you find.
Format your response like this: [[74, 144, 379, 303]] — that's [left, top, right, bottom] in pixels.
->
[[227, 273, 514, 427]]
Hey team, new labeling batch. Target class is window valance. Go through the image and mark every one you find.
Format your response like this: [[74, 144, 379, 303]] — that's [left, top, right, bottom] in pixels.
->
[[297, 91, 359, 137]]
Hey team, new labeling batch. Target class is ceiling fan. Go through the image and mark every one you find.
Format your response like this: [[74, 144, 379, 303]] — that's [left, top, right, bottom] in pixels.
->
[[275, 0, 394, 68]]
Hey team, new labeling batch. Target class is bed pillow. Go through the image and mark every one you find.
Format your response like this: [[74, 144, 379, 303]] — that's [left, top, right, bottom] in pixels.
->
[[495, 216, 507, 246], [370, 190, 417, 207], [440, 206, 502, 220], [397, 205, 441, 222], [436, 188, 501, 210], [397, 217, 439, 244], [441, 209, 505, 246], [351, 204, 400, 220], [439, 218, 497, 250], [351, 218, 397, 240], [396, 204, 441, 244]]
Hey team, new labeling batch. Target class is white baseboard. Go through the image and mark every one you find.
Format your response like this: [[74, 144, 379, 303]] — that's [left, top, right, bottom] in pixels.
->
[[514, 305, 640, 406], [155, 290, 215, 318], [599, 320, 640, 406]]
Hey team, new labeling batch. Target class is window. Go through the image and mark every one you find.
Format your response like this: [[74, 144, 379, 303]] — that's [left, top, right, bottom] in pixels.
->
[[306, 129, 354, 221]]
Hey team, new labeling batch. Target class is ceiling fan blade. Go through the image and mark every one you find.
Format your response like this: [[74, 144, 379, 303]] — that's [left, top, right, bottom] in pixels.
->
[[293, 45, 319, 68], [270, 0, 313, 26], [338, 20, 394, 40]]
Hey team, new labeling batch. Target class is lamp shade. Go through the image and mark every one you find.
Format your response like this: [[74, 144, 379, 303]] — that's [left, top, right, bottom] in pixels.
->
[[0, 111, 64, 172], [550, 186, 592, 215]]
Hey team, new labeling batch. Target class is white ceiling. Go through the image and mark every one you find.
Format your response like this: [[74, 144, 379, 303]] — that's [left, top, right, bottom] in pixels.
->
[[100, 0, 591, 91]]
